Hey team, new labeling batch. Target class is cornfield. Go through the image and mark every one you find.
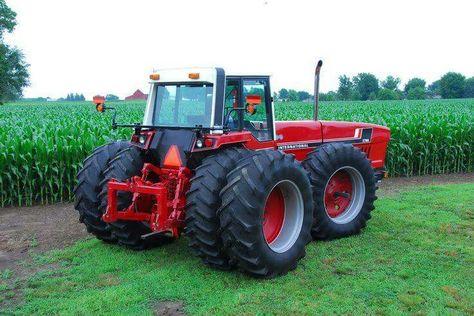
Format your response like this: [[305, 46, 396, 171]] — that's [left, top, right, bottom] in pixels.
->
[[0, 99, 473, 207]]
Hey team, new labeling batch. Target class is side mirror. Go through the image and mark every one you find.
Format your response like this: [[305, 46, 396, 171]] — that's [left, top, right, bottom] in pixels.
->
[[93, 95, 106, 112], [245, 95, 261, 115]]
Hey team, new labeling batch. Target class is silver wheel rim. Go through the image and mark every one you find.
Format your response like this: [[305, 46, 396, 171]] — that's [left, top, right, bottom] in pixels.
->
[[324, 166, 365, 224], [263, 180, 304, 253]]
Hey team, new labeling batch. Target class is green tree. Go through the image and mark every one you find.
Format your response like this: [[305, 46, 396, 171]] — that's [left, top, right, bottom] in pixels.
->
[[381, 75, 400, 91], [337, 75, 353, 100], [404, 78, 426, 93], [353, 73, 379, 101], [297, 90, 310, 101], [377, 88, 399, 100], [319, 91, 337, 101], [278, 88, 289, 100], [407, 87, 426, 100], [464, 77, 474, 98], [79, 94, 85, 101], [287, 89, 298, 101], [439, 72, 465, 99], [106, 94, 119, 101], [0, 0, 29, 103], [350, 89, 362, 101], [0, 0, 16, 39], [427, 80, 440, 97]]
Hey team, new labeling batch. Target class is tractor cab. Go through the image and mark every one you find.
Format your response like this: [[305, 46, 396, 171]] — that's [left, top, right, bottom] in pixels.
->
[[142, 68, 276, 142]]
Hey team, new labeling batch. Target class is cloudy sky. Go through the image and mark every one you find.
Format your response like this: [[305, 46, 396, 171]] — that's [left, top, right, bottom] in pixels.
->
[[5, 0, 474, 99]]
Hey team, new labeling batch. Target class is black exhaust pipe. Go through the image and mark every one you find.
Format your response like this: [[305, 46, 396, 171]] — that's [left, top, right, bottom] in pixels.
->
[[314, 60, 323, 120]]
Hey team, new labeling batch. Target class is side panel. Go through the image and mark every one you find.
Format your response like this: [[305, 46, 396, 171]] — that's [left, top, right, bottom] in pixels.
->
[[275, 121, 323, 160], [274, 120, 390, 168], [189, 120, 390, 170], [320, 121, 390, 169]]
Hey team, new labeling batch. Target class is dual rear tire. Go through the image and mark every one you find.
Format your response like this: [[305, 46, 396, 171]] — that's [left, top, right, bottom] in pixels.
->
[[218, 150, 314, 277], [74, 144, 168, 250], [74, 141, 129, 242]]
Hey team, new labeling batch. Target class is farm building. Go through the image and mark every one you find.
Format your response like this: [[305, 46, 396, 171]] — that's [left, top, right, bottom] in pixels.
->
[[125, 89, 148, 100]]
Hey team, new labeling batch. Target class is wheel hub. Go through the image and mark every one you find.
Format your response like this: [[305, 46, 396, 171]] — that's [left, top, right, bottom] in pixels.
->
[[263, 187, 285, 244], [324, 170, 353, 218], [323, 166, 366, 224]]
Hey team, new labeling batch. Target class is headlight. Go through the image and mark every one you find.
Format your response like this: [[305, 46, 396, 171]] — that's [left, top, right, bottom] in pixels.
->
[[138, 135, 147, 144], [196, 139, 203, 148]]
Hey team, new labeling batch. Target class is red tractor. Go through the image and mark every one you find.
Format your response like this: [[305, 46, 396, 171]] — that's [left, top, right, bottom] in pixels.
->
[[75, 61, 390, 278]]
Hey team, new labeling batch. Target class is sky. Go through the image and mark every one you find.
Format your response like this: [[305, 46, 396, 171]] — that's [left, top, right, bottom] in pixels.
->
[[5, 0, 474, 99]]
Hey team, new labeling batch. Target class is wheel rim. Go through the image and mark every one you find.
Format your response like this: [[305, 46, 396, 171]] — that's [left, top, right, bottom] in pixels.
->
[[263, 180, 304, 253], [324, 167, 365, 224]]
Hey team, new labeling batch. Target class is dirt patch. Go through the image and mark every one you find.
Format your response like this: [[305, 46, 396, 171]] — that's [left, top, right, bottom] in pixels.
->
[[0, 203, 87, 275], [151, 300, 185, 316], [377, 172, 474, 197]]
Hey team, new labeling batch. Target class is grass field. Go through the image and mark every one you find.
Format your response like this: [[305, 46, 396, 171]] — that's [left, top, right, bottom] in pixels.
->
[[0, 99, 473, 207], [2, 183, 473, 315]]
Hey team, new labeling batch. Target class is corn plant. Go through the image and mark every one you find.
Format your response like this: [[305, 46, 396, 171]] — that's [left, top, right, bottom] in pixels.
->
[[0, 99, 472, 207]]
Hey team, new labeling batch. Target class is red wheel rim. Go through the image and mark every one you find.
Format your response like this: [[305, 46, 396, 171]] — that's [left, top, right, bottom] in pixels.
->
[[324, 170, 353, 218], [263, 187, 285, 244]]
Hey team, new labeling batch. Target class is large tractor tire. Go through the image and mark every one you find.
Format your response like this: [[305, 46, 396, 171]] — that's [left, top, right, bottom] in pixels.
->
[[302, 143, 377, 240], [185, 147, 249, 270], [218, 150, 313, 278], [74, 141, 129, 242], [98, 146, 171, 250]]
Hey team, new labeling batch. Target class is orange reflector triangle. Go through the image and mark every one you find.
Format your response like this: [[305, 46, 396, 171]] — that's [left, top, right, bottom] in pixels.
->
[[163, 145, 182, 168]]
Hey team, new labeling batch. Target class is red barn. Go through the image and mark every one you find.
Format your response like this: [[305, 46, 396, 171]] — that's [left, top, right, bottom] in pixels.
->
[[125, 89, 148, 101]]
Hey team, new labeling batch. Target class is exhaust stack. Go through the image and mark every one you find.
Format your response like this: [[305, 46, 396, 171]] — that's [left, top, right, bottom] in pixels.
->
[[313, 60, 323, 120]]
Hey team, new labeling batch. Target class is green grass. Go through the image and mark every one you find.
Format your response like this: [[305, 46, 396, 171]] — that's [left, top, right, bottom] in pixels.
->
[[3, 183, 473, 315]]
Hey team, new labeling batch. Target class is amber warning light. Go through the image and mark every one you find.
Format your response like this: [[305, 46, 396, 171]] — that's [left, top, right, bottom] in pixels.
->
[[149, 73, 160, 80]]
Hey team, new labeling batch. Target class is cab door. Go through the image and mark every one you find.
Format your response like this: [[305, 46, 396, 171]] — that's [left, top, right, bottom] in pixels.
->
[[241, 77, 274, 141]]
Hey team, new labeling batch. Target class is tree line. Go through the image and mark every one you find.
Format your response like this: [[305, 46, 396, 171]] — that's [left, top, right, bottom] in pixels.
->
[[57, 94, 120, 101], [276, 72, 474, 102], [274, 89, 312, 102], [61, 93, 85, 101]]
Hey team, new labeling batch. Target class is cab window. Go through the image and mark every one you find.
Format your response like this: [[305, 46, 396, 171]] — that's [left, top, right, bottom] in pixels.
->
[[242, 79, 272, 141]]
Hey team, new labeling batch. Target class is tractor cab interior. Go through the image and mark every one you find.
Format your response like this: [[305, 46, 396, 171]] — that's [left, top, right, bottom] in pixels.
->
[[224, 76, 273, 141]]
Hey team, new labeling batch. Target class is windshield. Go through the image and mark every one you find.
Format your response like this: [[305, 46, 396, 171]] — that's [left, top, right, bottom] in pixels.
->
[[152, 83, 213, 127]]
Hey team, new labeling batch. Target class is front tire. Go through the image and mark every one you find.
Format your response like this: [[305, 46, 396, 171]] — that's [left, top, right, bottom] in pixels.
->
[[302, 143, 377, 240], [185, 147, 248, 270], [218, 151, 313, 278]]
